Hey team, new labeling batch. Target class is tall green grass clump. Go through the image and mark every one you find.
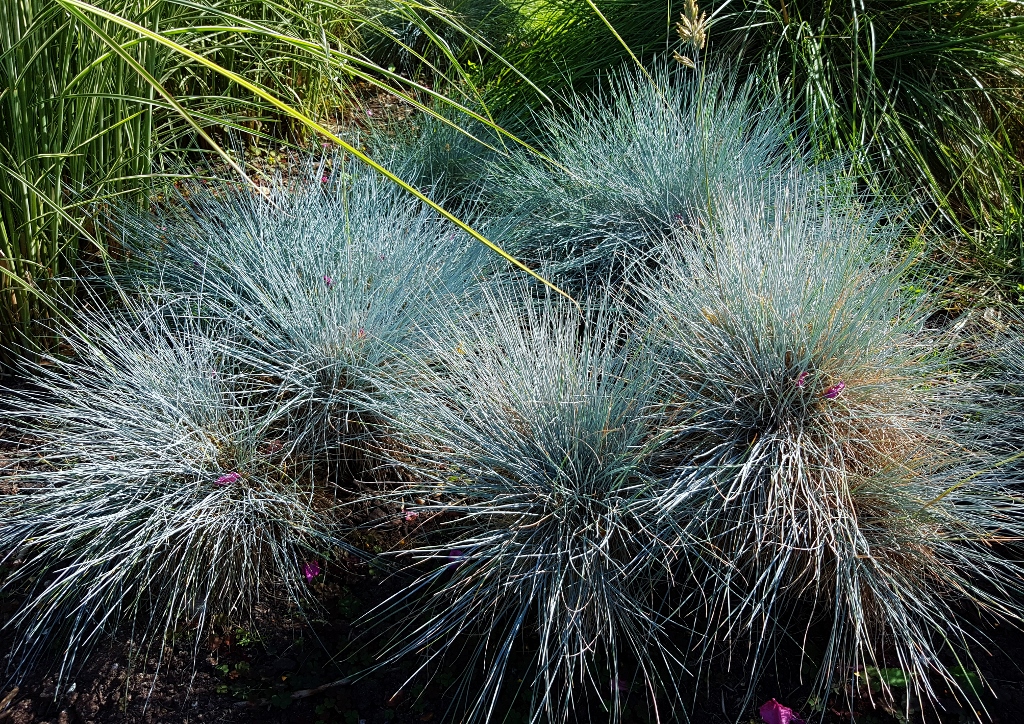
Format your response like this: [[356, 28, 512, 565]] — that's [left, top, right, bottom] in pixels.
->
[[360, 0, 519, 80], [115, 160, 485, 465], [639, 167, 1024, 712], [0, 0, 161, 361], [367, 288, 683, 724], [709, 0, 1024, 274], [486, 66, 797, 290], [0, 300, 343, 682], [462, 0, 678, 116], [0, 0, 348, 364]]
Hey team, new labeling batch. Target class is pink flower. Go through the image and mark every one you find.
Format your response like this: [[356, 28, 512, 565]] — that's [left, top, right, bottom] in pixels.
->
[[759, 699, 805, 724], [302, 561, 321, 582], [366, 109, 374, 117], [216, 472, 241, 486], [357, 328, 367, 340], [823, 381, 846, 399], [404, 511, 419, 522], [795, 371, 808, 388], [323, 274, 333, 286], [321, 175, 329, 183]]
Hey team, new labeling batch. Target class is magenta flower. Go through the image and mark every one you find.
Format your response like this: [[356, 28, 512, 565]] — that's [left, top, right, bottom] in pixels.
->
[[302, 561, 321, 582], [321, 175, 329, 183], [323, 274, 333, 287], [216, 472, 241, 486], [404, 510, 419, 523], [823, 381, 846, 399], [795, 371, 808, 388], [759, 699, 805, 724], [357, 328, 367, 340]]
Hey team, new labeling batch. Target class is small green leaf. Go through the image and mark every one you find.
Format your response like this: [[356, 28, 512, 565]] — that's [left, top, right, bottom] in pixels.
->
[[951, 665, 982, 694], [271, 693, 293, 709], [864, 666, 909, 688]]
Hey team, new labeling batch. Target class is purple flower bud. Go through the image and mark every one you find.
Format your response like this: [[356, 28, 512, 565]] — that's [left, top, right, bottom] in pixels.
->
[[759, 698, 805, 724], [795, 371, 808, 388], [323, 274, 333, 286], [216, 472, 241, 486], [823, 381, 846, 399], [447, 549, 464, 571], [357, 328, 367, 340], [302, 561, 321, 582]]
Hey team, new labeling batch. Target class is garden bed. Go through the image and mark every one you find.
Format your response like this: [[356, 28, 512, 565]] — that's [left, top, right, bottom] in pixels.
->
[[3, 574, 1024, 724]]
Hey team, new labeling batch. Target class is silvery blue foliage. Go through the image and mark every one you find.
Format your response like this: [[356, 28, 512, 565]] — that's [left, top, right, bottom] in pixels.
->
[[0, 301, 339, 682], [376, 109, 504, 205], [116, 161, 487, 459], [366, 286, 685, 724], [486, 65, 798, 289], [638, 167, 1024, 712]]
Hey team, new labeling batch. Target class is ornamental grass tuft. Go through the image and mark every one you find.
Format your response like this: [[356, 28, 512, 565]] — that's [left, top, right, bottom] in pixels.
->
[[366, 287, 684, 724], [115, 160, 486, 465], [638, 166, 1024, 714], [486, 65, 798, 291], [0, 301, 343, 683]]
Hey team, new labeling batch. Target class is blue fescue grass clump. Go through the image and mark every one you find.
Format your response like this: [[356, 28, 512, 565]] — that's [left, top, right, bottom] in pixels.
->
[[115, 161, 487, 461], [0, 300, 343, 682], [637, 167, 1024, 713], [981, 312, 1024, 465], [365, 287, 684, 724], [3, 67, 1024, 722], [372, 109, 505, 205], [485, 66, 798, 290]]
